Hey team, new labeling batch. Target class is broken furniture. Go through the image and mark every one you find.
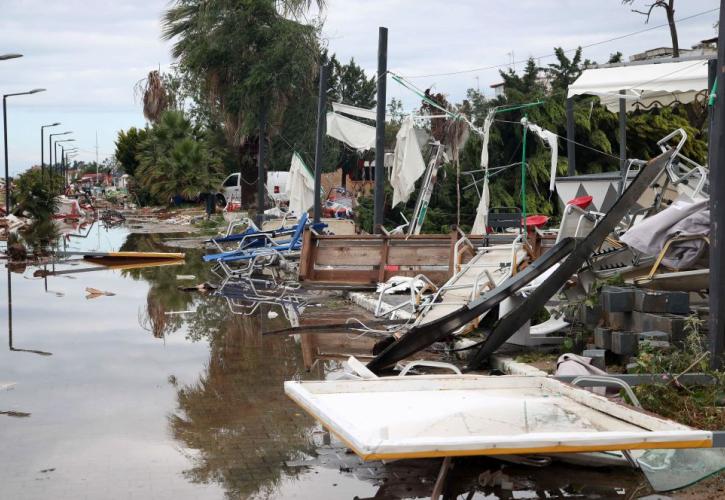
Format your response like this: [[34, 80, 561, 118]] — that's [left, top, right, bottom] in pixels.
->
[[298, 229, 518, 287], [285, 373, 715, 460], [204, 213, 310, 263], [367, 149, 676, 373]]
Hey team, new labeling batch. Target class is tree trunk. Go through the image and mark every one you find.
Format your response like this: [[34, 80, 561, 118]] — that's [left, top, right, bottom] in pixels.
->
[[667, 1, 679, 57]]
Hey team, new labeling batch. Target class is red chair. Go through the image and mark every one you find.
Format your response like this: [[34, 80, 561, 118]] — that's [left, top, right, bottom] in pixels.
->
[[525, 215, 550, 229], [566, 195, 593, 210]]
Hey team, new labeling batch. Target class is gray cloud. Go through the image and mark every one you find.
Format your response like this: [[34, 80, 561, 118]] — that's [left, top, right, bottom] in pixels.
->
[[0, 0, 718, 172]]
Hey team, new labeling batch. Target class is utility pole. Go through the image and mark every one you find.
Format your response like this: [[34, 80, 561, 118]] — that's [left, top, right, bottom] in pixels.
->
[[618, 89, 627, 193], [708, 1, 725, 369], [313, 64, 329, 223], [566, 97, 575, 175], [95, 130, 99, 185], [256, 103, 268, 226], [373, 26, 388, 234]]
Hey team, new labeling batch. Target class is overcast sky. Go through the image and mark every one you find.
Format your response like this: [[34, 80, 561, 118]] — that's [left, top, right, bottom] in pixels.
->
[[0, 0, 718, 175]]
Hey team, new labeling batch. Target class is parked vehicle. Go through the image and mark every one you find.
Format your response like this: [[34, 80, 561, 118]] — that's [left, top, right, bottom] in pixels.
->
[[218, 171, 290, 208]]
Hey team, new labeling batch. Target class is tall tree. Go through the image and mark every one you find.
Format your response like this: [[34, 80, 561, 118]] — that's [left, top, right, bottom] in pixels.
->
[[623, 1, 679, 57], [328, 56, 377, 108], [115, 127, 149, 177], [135, 70, 173, 123], [546, 47, 585, 90], [161, 0, 324, 191]]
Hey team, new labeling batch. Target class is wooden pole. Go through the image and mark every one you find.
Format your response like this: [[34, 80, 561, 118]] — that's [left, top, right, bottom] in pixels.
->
[[373, 27, 388, 234], [708, 2, 725, 370], [313, 64, 329, 223]]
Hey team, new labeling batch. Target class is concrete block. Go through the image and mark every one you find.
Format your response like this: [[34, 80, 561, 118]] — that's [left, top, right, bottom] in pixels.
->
[[578, 303, 602, 327], [601, 286, 634, 312], [582, 349, 606, 370], [633, 289, 689, 314], [632, 311, 687, 341], [602, 311, 632, 331], [611, 331, 639, 356], [638, 330, 671, 350], [594, 326, 612, 350]]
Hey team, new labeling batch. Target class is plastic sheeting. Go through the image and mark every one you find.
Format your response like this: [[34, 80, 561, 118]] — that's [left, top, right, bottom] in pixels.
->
[[568, 59, 709, 112], [391, 116, 426, 207], [326, 112, 376, 151], [332, 102, 377, 121], [471, 110, 495, 234], [285, 152, 315, 217], [620, 195, 709, 269], [525, 120, 559, 191]]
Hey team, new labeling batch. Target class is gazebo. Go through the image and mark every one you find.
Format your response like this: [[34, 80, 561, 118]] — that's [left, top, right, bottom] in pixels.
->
[[556, 56, 713, 209]]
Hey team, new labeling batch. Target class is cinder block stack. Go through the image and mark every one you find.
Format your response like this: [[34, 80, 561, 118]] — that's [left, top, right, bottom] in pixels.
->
[[595, 286, 690, 358]]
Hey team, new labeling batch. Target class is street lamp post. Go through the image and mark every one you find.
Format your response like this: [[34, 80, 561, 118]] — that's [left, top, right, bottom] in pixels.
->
[[41, 122, 61, 179], [55, 139, 74, 186], [3, 88, 46, 213], [48, 131, 71, 189], [60, 145, 78, 184]]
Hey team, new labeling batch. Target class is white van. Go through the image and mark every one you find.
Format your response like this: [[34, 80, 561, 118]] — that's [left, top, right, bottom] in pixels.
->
[[218, 171, 290, 208]]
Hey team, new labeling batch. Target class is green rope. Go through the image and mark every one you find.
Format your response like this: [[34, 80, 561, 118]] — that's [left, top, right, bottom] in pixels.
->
[[391, 74, 461, 119], [493, 100, 545, 115], [709, 76, 718, 108]]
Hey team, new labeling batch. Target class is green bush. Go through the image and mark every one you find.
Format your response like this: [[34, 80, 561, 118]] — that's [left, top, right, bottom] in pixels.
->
[[13, 169, 61, 219]]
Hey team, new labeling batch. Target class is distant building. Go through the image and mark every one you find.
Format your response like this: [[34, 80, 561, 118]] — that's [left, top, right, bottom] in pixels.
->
[[489, 70, 551, 99], [79, 172, 112, 186], [630, 42, 716, 62]]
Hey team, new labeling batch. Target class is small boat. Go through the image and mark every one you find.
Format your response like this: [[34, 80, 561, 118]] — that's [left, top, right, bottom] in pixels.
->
[[58, 251, 186, 263]]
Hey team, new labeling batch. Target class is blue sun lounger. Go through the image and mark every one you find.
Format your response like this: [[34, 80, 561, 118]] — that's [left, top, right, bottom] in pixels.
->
[[203, 213, 312, 263]]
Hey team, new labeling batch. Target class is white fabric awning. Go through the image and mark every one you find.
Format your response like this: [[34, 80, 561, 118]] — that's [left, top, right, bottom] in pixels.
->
[[327, 112, 376, 151], [568, 59, 709, 112], [285, 152, 315, 216], [332, 102, 377, 121]]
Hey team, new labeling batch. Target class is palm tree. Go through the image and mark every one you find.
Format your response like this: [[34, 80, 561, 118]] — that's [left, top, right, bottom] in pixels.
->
[[136, 110, 224, 204], [161, 0, 324, 149], [135, 70, 170, 124]]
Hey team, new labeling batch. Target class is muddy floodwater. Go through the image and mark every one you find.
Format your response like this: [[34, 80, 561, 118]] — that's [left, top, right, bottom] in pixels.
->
[[1, 223, 651, 499]]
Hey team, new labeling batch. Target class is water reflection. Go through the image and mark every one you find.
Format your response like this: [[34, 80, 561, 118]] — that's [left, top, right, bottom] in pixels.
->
[[1, 222, 659, 499], [6, 267, 52, 356], [167, 311, 319, 498]]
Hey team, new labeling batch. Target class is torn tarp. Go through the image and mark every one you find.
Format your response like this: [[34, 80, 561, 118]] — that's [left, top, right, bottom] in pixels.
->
[[620, 195, 709, 270], [326, 112, 376, 151], [331, 102, 377, 121], [525, 120, 559, 191], [471, 110, 495, 235], [286, 152, 316, 217], [391, 116, 427, 207]]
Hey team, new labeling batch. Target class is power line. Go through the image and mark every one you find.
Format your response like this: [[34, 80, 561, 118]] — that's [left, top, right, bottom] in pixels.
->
[[400, 8, 719, 79]]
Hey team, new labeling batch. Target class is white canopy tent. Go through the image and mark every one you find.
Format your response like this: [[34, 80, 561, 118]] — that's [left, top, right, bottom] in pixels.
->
[[564, 57, 713, 185], [568, 58, 709, 112]]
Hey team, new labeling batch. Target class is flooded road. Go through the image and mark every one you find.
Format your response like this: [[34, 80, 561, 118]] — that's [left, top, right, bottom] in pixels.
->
[[1, 222, 649, 499]]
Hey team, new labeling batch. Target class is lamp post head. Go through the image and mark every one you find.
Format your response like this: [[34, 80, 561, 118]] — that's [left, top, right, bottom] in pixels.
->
[[29, 88, 46, 94], [0, 53, 23, 61]]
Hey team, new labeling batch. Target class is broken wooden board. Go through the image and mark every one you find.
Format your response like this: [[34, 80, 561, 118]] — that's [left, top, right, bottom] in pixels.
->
[[298, 231, 518, 286]]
